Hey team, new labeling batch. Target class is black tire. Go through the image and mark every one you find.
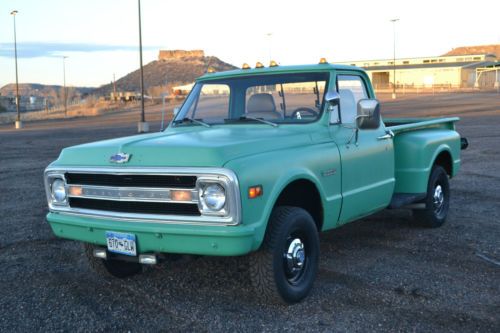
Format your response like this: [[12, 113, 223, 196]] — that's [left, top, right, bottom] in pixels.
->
[[249, 206, 320, 304], [413, 165, 450, 228], [83, 243, 142, 278]]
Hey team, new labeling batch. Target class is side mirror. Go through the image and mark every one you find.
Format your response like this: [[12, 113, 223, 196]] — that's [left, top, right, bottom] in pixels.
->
[[325, 91, 340, 107], [356, 99, 381, 129], [173, 107, 180, 116]]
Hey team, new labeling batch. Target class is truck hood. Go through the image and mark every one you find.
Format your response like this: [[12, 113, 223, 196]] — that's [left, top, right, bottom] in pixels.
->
[[53, 125, 314, 167]]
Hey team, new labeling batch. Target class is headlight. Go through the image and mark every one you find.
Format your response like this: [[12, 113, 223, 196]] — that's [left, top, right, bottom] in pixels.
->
[[51, 179, 67, 203], [199, 183, 226, 212]]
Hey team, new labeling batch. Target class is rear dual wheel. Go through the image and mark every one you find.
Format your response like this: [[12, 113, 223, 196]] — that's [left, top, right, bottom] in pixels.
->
[[413, 165, 450, 228]]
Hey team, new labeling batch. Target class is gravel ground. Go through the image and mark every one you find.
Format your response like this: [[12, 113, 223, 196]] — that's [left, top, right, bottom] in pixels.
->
[[0, 93, 499, 332]]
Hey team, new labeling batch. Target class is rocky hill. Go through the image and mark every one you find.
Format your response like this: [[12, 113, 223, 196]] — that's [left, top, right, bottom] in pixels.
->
[[442, 44, 500, 57], [95, 50, 237, 96]]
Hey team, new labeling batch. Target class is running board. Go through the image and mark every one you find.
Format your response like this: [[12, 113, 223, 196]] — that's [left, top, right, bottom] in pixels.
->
[[388, 193, 426, 209]]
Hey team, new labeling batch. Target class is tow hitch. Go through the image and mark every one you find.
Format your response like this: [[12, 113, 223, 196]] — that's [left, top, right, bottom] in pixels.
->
[[93, 248, 158, 265]]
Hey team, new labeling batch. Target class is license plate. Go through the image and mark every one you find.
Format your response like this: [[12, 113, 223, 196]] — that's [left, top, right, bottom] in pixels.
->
[[105, 231, 137, 256]]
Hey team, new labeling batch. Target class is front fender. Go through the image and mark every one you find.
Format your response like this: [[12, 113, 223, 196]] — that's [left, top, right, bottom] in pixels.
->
[[224, 143, 341, 251]]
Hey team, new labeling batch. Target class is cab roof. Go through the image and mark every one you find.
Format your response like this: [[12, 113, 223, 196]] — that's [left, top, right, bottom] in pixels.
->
[[197, 63, 365, 81]]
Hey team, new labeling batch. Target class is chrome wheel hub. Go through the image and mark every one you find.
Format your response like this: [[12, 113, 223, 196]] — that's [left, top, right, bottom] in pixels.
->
[[433, 185, 444, 213], [284, 238, 306, 280]]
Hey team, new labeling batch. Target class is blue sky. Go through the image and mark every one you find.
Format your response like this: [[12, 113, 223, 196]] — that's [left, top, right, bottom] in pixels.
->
[[0, 0, 498, 87]]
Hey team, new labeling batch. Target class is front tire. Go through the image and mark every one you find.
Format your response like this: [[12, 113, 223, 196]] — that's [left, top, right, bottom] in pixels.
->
[[413, 165, 450, 228], [249, 206, 319, 304], [83, 243, 142, 278]]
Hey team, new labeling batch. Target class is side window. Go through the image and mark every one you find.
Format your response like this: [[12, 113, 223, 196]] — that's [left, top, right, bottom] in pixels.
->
[[337, 75, 368, 124]]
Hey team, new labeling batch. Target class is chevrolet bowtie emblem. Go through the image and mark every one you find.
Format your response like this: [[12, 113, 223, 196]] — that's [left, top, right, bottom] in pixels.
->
[[110, 153, 131, 164]]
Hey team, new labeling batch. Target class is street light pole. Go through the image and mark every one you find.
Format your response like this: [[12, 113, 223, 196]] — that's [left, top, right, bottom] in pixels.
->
[[390, 18, 399, 99], [137, 0, 149, 133], [62, 56, 68, 116], [11, 10, 22, 129]]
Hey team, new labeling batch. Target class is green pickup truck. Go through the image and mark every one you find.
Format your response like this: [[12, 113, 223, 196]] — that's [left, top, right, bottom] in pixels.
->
[[44, 62, 467, 303]]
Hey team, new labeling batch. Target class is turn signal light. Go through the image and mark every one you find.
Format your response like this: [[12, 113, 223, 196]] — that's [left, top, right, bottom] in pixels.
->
[[171, 190, 192, 202], [248, 185, 263, 199], [69, 186, 83, 196], [255, 62, 264, 68]]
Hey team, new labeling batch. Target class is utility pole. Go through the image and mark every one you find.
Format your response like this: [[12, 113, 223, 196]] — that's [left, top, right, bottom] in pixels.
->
[[390, 18, 399, 99], [11, 10, 22, 129], [62, 56, 68, 116], [113, 73, 117, 100], [137, 0, 149, 133]]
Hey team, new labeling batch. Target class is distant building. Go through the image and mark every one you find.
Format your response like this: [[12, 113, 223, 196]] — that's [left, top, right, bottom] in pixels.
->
[[172, 83, 194, 95], [339, 53, 498, 88], [0, 96, 11, 112], [110, 91, 140, 102], [0, 95, 47, 112], [171, 83, 231, 96]]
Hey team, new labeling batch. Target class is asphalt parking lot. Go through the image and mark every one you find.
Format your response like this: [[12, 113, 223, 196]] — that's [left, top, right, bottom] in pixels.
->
[[0, 93, 499, 332]]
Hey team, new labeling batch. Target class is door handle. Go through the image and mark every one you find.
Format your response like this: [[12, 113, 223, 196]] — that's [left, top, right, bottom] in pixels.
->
[[377, 130, 394, 140]]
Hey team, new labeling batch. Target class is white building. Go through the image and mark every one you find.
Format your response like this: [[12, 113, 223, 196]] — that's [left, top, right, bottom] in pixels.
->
[[339, 54, 497, 88]]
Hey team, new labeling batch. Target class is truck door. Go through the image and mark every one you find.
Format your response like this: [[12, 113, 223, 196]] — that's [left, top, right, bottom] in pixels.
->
[[329, 74, 395, 224]]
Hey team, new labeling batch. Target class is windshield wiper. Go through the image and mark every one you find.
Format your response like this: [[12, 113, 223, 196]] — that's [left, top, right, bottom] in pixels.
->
[[173, 117, 211, 128], [238, 116, 278, 127]]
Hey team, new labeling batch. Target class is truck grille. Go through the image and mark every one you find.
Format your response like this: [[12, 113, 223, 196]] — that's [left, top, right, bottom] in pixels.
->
[[69, 198, 200, 216], [64, 172, 200, 217], [65, 173, 197, 188]]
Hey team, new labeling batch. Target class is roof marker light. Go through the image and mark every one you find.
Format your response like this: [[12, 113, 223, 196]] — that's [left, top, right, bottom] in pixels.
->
[[255, 62, 264, 68], [319, 57, 328, 64], [242, 63, 251, 69], [269, 60, 278, 67]]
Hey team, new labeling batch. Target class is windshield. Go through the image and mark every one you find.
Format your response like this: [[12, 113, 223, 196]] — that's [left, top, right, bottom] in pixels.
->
[[173, 73, 329, 126]]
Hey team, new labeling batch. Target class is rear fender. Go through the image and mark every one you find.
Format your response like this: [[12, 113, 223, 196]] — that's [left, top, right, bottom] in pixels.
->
[[393, 129, 460, 193]]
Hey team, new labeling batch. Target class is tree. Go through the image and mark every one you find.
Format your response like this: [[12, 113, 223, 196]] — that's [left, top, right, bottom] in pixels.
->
[[57, 86, 77, 107]]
